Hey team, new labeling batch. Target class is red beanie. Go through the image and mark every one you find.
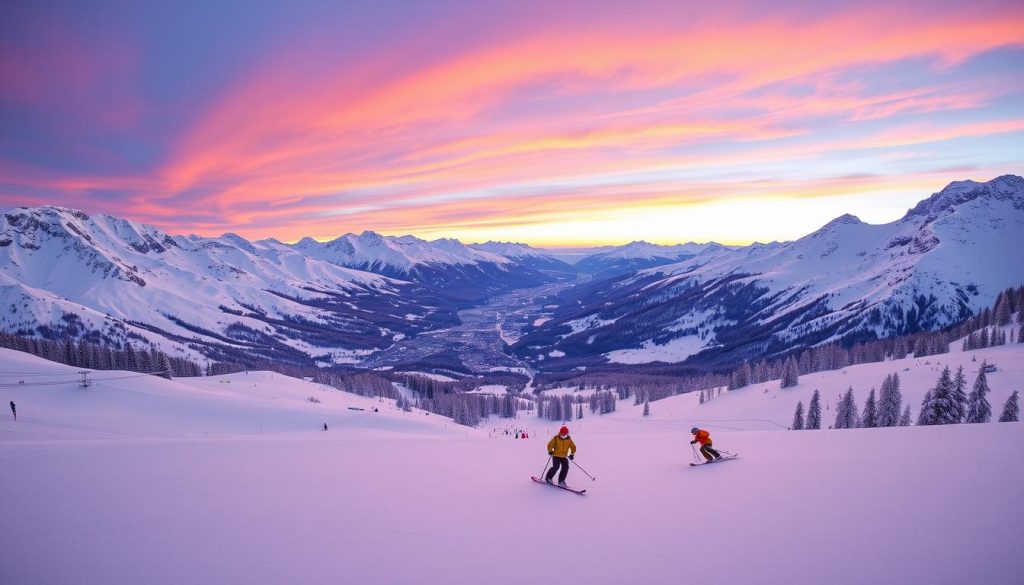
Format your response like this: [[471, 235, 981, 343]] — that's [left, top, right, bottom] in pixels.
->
[[559, 426, 569, 435]]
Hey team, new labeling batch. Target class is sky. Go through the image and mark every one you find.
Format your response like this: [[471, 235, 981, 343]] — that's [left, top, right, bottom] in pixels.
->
[[1, 0, 1023, 247]]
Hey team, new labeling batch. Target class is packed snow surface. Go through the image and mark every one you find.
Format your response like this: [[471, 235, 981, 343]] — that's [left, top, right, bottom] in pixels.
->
[[2, 344, 1022, 584], [604, 334, 706, 364]]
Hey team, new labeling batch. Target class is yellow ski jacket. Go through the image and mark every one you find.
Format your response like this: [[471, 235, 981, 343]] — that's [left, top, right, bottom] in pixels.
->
[[547, 435, 577, 458]]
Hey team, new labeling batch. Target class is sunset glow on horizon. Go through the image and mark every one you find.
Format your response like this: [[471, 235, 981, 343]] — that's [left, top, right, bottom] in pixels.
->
[[2, 0, 1023, 246]]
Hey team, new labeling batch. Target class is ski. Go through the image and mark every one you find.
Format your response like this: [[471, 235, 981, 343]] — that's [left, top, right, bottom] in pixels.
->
[[531, 476, 586, 494], [690, 454, 739, 467]]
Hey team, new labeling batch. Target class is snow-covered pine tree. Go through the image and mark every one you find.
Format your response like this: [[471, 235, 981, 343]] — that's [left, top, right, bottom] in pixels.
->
[[792, 401, 805, 430], [62, 337, 75, 366], [699, 390, 705, 404], [998, 391, 1019, 422], [834, 394, 847, 429], [847, 387, 860, 428], [124, 344, 139, 372], [965, 362, 992, 423], [862, 388, 878, 428], [899, 405, 912, 426], [994, 292, 1012, 326], [76, 342, 91, 369], [950, 366, 968, 423], [780, 356, 799, 389], [877, 373, 902, 427], [806, 390, 822, 430], [136, 349, 152, 374], [159, 354, 173, 379], [925, 366, 956, 425], [643, 395, 650, 417], [917, 390, 933, 425], [834, 387, 859, 429]]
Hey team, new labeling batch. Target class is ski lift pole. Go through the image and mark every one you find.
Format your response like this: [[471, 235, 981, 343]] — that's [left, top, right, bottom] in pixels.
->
[[570, 458, 596, 481]]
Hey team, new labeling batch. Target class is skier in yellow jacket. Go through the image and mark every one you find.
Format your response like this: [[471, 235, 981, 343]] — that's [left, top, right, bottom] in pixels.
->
[[545, 426, 577, 486]]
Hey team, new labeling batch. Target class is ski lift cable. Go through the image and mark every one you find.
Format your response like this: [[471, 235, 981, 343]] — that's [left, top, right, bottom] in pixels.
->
[[0, 370, 170, 387]]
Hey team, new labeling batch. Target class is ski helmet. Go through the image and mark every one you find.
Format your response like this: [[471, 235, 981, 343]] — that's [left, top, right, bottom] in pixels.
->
[[691, 427, 699, 434], [559, 426, 569, 435]]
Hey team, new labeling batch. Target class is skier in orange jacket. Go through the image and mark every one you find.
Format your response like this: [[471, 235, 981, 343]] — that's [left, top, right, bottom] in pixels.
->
[[690, 427, 721, 462]]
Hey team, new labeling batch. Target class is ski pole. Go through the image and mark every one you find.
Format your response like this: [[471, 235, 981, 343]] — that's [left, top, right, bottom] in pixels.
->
[[570, 458, 596, 481], [690, 443, 702, 463], [540, 455, 551, 478]]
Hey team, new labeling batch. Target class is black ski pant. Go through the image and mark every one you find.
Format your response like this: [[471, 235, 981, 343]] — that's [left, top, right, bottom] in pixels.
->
[[700, 444, 721, 461], [546, 456, 569, 483]]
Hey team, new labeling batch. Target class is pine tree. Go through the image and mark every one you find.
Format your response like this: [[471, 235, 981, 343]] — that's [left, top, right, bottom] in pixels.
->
[[925, 366, 957, 425], [917, 390, 933, 425], [998, 391, 1019, 422], [62, 337, 75, 366], [834, 387, 859, 429], [877, 373, 902, 427], [124, 345, 139, 372], [642, 396, 650, 417], [899, 405, 912, 426], [950, 366, 968, 424], [806, 390, 822, 430], [137, 349, 152, 373], [965, 362, 992, 423], [159, 354, 173, 379], [994, 293, 1012, 326], [792, 401, 805, 430], [780, 356, 800, 388], [862, 388, 878, 428]]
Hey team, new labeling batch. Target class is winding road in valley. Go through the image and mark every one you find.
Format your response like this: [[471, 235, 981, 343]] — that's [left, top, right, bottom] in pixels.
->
[[360, 277, 583, 380]]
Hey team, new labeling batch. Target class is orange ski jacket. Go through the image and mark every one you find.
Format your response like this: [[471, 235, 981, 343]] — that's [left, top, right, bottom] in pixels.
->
[[693, 429, 712, 446]]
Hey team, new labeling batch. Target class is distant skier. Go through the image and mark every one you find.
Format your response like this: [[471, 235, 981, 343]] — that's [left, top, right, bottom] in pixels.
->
[[9, 400, 15, 421], [545, 426, 577, 486], [323, 423, 328, 431], [690, 427, 721, 462]]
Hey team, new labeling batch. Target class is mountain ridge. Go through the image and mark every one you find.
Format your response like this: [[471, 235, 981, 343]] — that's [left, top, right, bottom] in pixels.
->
[[511, 175, 1024, 371]]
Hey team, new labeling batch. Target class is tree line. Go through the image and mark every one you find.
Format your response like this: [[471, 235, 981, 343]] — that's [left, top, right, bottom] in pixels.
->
[[791, 361, 1019, 430], [729, 285, 1024, 393]]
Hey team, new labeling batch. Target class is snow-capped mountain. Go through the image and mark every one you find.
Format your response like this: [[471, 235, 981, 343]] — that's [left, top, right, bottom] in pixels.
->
[[512, 175, 1024, 370], [469, 241, 578, 273], [0, 207, 462, 367], [293, 232, 574, 299], [574, 241, 732, 278]]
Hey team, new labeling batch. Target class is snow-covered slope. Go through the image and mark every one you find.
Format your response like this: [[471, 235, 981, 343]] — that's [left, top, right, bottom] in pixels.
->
[[574, 240, 731, 278], [606, 333, 1022, 430], [0, 207, 456, 366], [514, 175, 1024, 368], [470, 240, 576, 273], [0, 347, 464, 440], [294, 232, 574, 298], [294, 231, 509, 274], [1, 343, 1019, 584]]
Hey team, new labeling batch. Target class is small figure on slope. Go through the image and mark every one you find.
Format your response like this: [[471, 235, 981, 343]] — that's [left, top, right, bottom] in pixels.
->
[[545, 425, 577, 487], [9, 400, 15, 422], [690, 427, 721, 462]]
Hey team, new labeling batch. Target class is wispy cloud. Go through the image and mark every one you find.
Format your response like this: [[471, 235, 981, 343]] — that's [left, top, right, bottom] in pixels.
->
[[1, 1, 1022, 244]]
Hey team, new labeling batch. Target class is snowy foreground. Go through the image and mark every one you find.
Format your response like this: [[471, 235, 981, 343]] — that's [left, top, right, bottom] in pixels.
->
[[2, 346, 1022, 584]]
